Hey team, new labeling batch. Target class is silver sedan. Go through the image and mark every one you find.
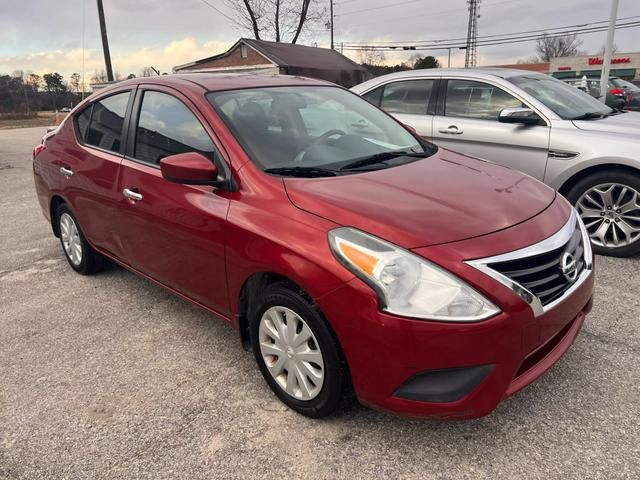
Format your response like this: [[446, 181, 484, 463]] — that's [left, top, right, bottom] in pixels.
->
[[352, 68, 640, 257]]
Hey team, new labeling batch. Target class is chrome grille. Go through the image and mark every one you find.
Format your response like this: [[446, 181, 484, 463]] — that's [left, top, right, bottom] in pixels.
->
[[466, 210, 593, 317], [487, 224, 585, 306]]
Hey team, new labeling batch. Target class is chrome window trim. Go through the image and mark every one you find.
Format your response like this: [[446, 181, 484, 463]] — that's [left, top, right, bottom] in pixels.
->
[[466, 209, 593, 317]]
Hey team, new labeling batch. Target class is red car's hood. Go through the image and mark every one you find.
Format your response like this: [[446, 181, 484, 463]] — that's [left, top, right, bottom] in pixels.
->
[[284, 148, 556, 249]]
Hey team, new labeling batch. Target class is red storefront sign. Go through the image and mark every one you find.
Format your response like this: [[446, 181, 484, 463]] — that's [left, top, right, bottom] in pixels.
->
[[588, 57, 631, 65]]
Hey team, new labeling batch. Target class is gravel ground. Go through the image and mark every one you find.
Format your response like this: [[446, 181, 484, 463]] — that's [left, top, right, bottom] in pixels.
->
[[1, 127, 638, 479]]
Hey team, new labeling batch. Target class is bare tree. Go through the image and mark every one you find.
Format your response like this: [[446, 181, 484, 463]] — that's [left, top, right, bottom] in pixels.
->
[[357, 47, 386, 67], [225, 0, 326, 44], [69, 73, 81, 93], [535, 34, 583, 62]]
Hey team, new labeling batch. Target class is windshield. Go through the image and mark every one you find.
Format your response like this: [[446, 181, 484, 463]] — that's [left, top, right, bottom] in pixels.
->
[[207, 86, 430, 174], [611, 78, 640, 92], [508, 74, 612, 120]]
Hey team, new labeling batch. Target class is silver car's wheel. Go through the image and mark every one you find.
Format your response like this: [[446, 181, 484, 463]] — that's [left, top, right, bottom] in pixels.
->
[[60, 212, 83, 266], [258, 306, 325, 401], [576, 183, 640, 249]]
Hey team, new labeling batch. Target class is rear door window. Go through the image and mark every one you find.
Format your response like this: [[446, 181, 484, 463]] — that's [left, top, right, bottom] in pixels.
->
[[134, 91, 216, 165], [380, 80, 434, 115], [86, 91, 130, 153]]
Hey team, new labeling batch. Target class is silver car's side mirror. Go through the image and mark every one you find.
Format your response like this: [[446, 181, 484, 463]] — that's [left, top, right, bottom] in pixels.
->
[[498, 107, 541, 125]]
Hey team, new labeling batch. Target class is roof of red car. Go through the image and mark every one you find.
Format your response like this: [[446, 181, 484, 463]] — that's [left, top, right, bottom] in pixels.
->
[[110, 73, 334, 93]]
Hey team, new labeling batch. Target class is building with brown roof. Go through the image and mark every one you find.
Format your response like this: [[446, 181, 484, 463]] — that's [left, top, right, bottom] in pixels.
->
[[173, 38, 372, 88]]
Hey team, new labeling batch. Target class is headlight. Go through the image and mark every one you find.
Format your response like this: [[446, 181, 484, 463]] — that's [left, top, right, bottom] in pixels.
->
[[328, 227, 500, 322]]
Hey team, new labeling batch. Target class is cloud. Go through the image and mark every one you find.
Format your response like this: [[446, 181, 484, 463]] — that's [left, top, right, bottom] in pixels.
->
[[0, 37, 232, 79]]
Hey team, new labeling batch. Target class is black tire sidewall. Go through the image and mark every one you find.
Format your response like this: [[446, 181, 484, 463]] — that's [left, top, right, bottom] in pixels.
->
[[250, 285, 344, 418], [566, 170, 640, 257]]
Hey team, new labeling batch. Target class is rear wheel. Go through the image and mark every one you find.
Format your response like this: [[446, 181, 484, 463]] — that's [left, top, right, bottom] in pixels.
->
[[57, 204, 106, 274], [250, 283, 349, 418], [566, 170, 640, 257]]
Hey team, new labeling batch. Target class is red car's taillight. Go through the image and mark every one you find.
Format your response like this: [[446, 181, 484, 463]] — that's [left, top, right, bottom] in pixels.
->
[[33, 143, 46, 160], [609, 88, 625, 96]]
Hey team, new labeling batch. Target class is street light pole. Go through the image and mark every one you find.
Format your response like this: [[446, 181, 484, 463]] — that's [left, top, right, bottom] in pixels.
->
[[96, 0, 114, 82], [599, 0, 619, 101]]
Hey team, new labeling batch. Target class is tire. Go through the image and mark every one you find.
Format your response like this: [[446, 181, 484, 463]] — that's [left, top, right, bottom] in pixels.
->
[[250, 283, 350, 418], [56, 204, 107, 274], [565, 170, 640, 257]]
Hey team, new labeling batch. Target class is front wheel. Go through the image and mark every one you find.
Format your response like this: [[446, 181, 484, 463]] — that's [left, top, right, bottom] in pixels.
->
[[250, 284, 349, 418], [566, 170, 640, 257]]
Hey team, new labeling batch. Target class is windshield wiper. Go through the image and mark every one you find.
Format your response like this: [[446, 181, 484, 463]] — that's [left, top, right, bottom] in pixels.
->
[[571, 112, 609, 120], [264, 166, 338, 177], [339, 150, 431, 171]]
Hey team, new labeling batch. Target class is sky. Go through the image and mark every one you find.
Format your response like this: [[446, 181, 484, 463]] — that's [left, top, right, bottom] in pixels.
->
[[1, 0, 639, 82]]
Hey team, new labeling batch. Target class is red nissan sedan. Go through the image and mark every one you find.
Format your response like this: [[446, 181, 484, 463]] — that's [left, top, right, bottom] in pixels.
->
[[32, 74, 594, 419]]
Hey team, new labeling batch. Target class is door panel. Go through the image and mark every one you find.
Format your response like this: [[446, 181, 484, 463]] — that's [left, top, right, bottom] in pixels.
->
[[432, 79, 550, 181], [114, 87, 231, 315], [63, 90, 132, 253], [117, 160, 230, 313]]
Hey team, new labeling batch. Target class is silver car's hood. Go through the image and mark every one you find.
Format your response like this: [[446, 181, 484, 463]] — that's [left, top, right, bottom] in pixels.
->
[[572, 111, 640, 135]]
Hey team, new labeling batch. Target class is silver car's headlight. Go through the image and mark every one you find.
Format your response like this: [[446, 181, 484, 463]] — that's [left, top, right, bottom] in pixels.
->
[[328, 227, 500, 322]]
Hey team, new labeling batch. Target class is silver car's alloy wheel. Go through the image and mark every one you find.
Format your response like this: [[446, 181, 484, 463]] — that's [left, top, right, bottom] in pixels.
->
[[60, 213, 83, 266], [259, 306, 325, 401], [577, 183, 640, 249]]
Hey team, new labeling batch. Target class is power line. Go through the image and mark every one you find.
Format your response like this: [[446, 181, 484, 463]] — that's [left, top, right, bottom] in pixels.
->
[[343, 16, 640, 45], [341, 21, 640, 51], [337, 0, 524, 27], [338, 0, 428, 16]]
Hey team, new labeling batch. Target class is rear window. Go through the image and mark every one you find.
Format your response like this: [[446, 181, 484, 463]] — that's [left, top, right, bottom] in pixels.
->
[[84, 91, 131, 154]]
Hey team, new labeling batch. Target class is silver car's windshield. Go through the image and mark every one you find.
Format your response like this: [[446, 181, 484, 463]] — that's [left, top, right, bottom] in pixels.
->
[[508, 75, 613, 120], [207, 86, 430, 174]]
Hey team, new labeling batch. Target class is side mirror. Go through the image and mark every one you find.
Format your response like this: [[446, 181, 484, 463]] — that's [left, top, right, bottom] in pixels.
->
[[160, 152, 220, 185], [498, 107, 541, 125]]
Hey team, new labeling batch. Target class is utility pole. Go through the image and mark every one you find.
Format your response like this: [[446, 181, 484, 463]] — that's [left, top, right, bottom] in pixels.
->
[[599, 0, 619, 101], [96, 0, 114, 82], [330, 0, 335, 50], [447, 47, 451, 68], [465, 0, 481, 68]]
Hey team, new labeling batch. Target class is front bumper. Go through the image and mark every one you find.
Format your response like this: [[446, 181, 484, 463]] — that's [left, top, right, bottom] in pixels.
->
[[316, 198, 595, 419]]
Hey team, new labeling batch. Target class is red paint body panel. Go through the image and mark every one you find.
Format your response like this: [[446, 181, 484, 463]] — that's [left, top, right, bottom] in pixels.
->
[[32, 74, 594, 419]]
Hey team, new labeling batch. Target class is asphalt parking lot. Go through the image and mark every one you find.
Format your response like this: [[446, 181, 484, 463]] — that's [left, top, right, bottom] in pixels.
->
[[1, 127, 638, 479]]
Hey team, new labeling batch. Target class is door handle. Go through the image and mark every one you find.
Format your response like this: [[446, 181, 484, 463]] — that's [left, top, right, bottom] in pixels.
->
[[438, 126, 464, 135], [60, 166, 74, 177], [122, 188, 143, 202]]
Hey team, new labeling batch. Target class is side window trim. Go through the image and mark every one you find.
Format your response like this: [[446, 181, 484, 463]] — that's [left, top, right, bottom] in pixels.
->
[[75, 88, 136, 156]]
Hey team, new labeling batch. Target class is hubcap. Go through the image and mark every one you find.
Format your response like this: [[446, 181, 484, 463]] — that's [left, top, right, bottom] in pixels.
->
[[60, 213, 83, 266], [258, 306, 324, 401], [576, 183, 640, 249]]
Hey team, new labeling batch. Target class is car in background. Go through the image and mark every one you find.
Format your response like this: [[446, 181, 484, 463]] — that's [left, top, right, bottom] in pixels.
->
[[352, 68, 640, 256], [59, 107, 72, 113], [610, 77, 640, 111], [32, 74, 594, 419], [563, 76, 640, 111], [562, 77, 626, 110]]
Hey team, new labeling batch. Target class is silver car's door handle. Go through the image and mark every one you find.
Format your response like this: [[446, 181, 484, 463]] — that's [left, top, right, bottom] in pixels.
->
[[122, 188, 143, 202], [438, 126, 464, 135], [60, 166, 74, 177]]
